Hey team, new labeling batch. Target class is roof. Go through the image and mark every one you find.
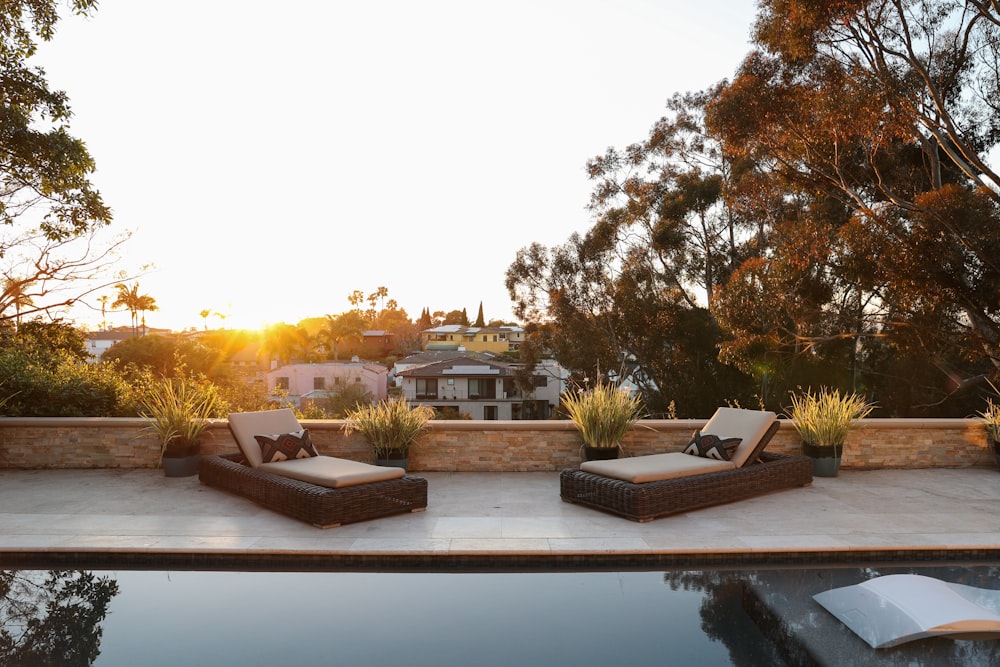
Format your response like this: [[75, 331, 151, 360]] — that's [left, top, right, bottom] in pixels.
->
[[422, 324, 524, 335], [396, 350, 496, 366], [397, 356, 516, 378]]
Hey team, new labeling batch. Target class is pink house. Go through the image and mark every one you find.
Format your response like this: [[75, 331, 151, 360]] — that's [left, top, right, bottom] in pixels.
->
[[266, 361, 388, 407]]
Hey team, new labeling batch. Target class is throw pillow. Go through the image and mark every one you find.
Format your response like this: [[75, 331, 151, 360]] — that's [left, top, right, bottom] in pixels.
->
[[255, 429, 318, 463], [682, 430, 742, 461]]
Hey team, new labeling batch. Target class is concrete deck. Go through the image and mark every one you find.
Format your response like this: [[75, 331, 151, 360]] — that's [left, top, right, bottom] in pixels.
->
[[2, 467, 1000, 569]]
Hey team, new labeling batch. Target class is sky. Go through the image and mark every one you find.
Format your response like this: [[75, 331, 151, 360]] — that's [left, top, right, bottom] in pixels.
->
[[32, 0, 759, 332]]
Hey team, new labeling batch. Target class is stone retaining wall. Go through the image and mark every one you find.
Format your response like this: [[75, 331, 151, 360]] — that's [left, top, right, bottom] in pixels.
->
[[0, 417, 992, 471]]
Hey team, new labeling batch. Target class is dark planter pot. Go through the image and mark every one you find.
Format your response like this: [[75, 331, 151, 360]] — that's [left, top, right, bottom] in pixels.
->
[[583, 446, 620, 462], [802, 442, 842, 477], [162, 454, 200, 477], [990, 438, 1000, 469], [376, 448, 408, 470]]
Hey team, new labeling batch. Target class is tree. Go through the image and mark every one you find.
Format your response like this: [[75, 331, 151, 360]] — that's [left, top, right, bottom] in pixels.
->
[[0, 319, 140, 416], [0, 570, 119, 665], [0, 1, 131, 324], [1, 277, 34, 329], [708, 0, 1000, 382], [112, 282, 156, 335], [474, 302, 485, 327], [320, 311, 365, 361], [507, 88, 759, 415], [442, 309, 470, 326], [416, 307, 433, 330]]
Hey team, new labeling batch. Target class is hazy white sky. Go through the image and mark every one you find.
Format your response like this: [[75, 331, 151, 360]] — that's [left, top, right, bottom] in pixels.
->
[[34, 0, 758, 331]]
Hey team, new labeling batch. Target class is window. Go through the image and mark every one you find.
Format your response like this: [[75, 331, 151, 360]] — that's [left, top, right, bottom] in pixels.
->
[[275, 377, 289, 390], [468, 378, 496, 399], [314, 377, 326, 390], [416, 378, 437, 398], [484, 405, 498, 420]]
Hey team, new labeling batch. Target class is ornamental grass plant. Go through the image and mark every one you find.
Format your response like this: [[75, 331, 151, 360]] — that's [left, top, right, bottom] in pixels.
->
[[562, 381, 645, 449], [344, 398, 434, 458], [786, 387, 875, 448], [977, 381, 1000, 444], [139, 378, 218, 460]]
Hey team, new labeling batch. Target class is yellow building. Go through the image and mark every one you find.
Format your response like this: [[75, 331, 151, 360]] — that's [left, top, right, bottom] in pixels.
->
[[420, 324, 524, 354]]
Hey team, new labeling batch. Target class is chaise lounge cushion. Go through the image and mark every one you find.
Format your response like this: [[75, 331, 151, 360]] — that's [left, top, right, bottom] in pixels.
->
[[704, 408, 777, 467], [581, 451, 734, 483], [259, 456, 405, 489], [229, 408, 303, 468]]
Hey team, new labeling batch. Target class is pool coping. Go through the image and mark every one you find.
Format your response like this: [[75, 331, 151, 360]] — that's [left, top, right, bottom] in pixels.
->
[[5, 546, 1000, 572]]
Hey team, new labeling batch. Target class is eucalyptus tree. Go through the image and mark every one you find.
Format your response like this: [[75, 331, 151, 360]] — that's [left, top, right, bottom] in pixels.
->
[[708, 0, 1000, 394], [507, 87, 758, 415]]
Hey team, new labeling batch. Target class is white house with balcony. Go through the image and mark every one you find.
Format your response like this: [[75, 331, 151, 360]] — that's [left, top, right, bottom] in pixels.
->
[[397, 356, 565, 420]]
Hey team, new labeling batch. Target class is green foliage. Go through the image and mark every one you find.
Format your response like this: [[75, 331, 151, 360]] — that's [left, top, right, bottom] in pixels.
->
[[344, 398, 434, 457], [0, 569, 119, 666], [786, 387, 875, 448], [138, 378, 220, 459], [0, 320, 141, 416], [304, 383, 373, 419], [562, 382, 645, 448]]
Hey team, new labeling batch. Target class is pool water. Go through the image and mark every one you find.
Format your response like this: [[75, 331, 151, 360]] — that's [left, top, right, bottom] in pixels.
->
[[4, 565, 1000, 666]]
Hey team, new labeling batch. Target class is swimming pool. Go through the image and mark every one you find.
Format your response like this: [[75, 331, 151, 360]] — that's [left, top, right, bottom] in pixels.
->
[[4, 565, 1000, 665]]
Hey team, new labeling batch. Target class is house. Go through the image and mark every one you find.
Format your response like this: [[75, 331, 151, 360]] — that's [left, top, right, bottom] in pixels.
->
[[266, 361, 388, 407], [420, 324, 524, 354], [360, 330, 395, 358], [396, 355, 565, 420], [392, 350, 497, 388], [82, 326, 172, 363]]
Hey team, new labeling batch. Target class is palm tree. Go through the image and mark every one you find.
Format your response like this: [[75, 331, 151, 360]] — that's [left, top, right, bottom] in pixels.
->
[[320, 311, 365, 361], [2, 277, 35, 330], [98, 295, 110, 330], [113, 282, 157, 335], [136, 294, 158, 335]]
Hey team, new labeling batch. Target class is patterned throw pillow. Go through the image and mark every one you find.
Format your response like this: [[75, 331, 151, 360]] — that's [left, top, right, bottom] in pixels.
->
[[254, 429, 318, 463], [682, 430, 742, 461]]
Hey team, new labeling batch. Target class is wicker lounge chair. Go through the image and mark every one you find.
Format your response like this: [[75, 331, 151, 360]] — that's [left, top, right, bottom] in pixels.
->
[[198, 409, 428, 527], [560, 408, 812, 522]]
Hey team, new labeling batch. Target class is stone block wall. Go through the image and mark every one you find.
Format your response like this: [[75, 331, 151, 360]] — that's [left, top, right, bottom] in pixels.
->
[[0, 417, 992, 471]]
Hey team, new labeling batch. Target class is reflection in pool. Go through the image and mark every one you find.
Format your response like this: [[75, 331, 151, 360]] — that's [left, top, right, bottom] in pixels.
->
[[3, 565, 1000, 665]]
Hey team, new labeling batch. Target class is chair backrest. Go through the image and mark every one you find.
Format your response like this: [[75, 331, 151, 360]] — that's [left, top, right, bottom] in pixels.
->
[[228, 408, 302, 468], [702, 408, 777, 467]]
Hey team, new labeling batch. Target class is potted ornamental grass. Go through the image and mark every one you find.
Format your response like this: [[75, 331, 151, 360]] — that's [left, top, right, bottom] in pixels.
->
[[786, 387, 875, 477], [562, 381, 645, 461], [977, 383, 1000, 468], [344, 398, 434, 470], [139, 378, 218, 477]]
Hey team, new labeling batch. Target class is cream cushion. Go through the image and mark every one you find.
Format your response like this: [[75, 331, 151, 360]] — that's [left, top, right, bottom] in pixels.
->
[[702, 408, 777, 467], [581, 452, 734, 483], [260, 456, 405, 488], [229, 408, 302, 468]]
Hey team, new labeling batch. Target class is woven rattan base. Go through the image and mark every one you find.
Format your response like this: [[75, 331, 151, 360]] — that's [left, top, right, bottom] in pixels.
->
[[199, 453, 428, 528], [560, 452, 813, 522]]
